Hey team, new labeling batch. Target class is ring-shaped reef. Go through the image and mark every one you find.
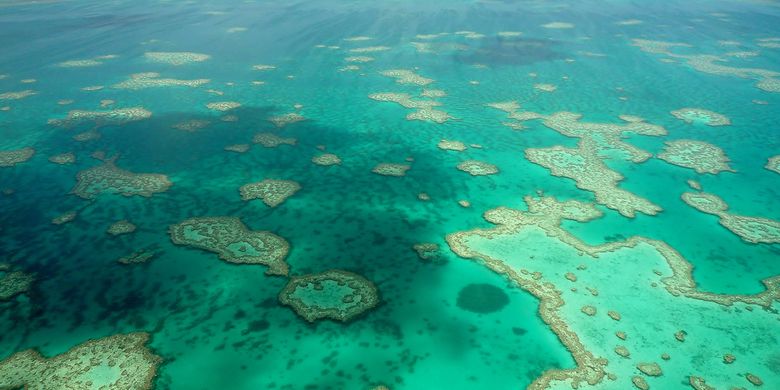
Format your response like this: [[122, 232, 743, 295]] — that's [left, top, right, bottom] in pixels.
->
[[0, 332, 161, 389], [278, 270, 380, 322]]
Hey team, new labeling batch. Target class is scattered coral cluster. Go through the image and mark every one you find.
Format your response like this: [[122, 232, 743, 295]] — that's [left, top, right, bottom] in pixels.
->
[[368, 92, 451, 123], [632, 39, 780, 93], [490, 107, 667, 163]]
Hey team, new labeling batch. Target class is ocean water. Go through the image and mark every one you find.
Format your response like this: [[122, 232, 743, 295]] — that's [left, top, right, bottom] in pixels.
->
[[0, 0, 778, 389]]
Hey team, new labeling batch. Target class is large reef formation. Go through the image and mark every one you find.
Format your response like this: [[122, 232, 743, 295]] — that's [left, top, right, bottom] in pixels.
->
[[632, 39, 780, 93], [489, 106, 665, 217], [71, 157, 172, 199], [447, 195, 780, 390], [0, 332, 161, 389], [657, 139, 734, 174], [169, 217, 290, 275], [0, 147, 35, 167], [681, 190, 780, 244], [525, 139, 661, 218], [487, 107, 667, 163], [48, 107, 152, 128]]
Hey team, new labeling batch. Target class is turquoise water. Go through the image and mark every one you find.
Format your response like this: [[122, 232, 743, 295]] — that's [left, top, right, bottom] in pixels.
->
[[0, 0, 778, 389]]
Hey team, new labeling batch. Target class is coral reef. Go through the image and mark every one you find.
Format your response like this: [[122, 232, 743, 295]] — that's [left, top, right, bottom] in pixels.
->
[[107, 220, 137, 236], [681, 191, 780, 244], [542, 22, 575, 29], [206, 101, 241, 111], [268, 113, 306, 127], [0, 332, 161, 389], [412, 243, 440, 261], [632, 39, 780, 93], [437, 139, 467, 152], [225, 144, 250, 153], [349, 46, 390, 53], [372, 163, 411, 177], [72, 159, 172, 199], [380, 69, 434, 86], [456, 160, 499, 176], [446, 195, 780, 390], [766, 155, 780, 174], [172, 119, 210, 132], [49, 107, 152, 128], [240, 179, 301, 207], [503, 110, 666, 163], [670, 108, 731, 126], [0, 147, 35, 167], [144, 51, 210, 65], [0, 90, 36, 100], [312, 153, 341, 166], [657, 140, 734, 174], [278, 270, 379, 322], [253, 133, 297, 147], [169, 216, 290, 275], [113, 72, 209, 90], [525, 140, 661, 217], [117, 248, 158, 265], [369, 92, 451, 123], [52, 211, 77, 225]]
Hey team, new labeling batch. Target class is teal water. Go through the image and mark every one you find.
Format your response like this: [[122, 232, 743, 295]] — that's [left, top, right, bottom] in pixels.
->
[[0, 0, 779, 389]]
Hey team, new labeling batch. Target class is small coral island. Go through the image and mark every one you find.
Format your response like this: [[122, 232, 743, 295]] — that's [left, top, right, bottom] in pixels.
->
[[279, 270, 380, 322], [169, 216, 290, 275]]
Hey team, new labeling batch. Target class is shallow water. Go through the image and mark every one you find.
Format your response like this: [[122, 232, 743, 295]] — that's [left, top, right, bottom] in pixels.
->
[[0, 1, 778, 389]]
